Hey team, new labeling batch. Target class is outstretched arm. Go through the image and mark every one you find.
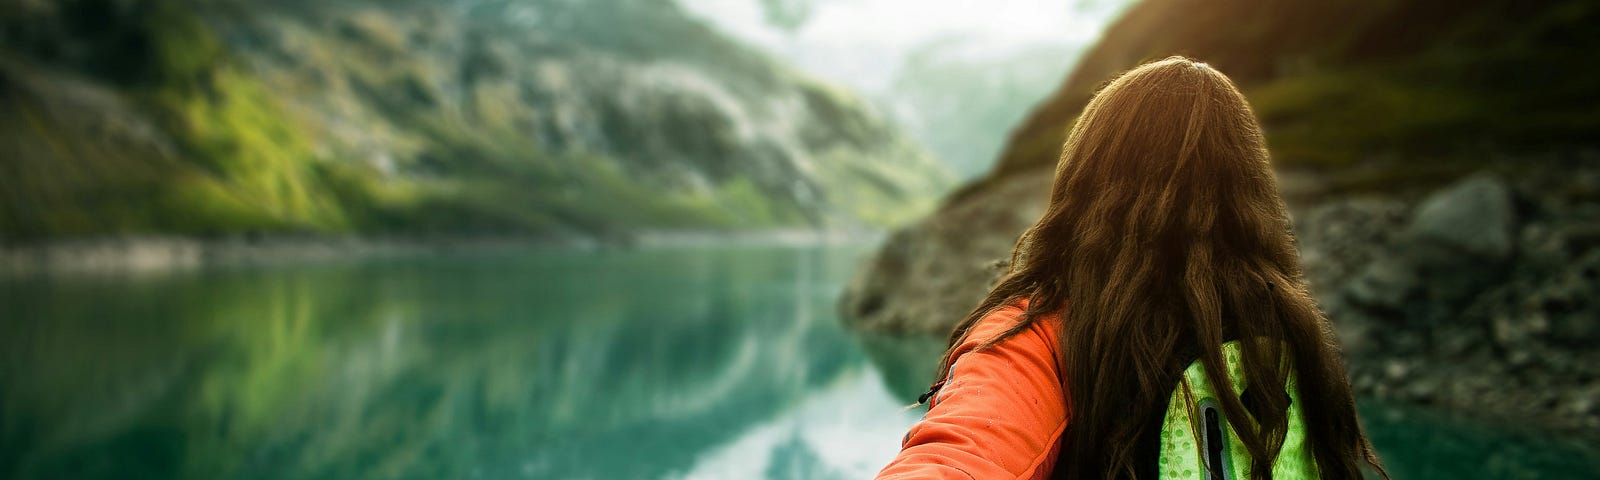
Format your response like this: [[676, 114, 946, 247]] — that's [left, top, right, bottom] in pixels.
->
[[876, 306, 1069, 480]]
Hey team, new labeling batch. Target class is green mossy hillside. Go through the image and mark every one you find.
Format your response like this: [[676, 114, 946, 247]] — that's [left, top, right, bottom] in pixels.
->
[[981, 0, 1600, 193], [0, 0, 951, 241]]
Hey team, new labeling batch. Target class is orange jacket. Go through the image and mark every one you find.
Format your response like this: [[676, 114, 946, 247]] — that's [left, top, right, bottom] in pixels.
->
[[876, 301, 1068, 480]]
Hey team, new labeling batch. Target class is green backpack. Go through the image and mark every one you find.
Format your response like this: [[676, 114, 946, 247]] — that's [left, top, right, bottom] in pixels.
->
[[1157, 341, 1317, 479]]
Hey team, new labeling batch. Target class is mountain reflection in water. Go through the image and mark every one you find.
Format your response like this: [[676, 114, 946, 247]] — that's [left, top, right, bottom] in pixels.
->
[[1, 243, 1596, 479], [0, 243, 920, 479]]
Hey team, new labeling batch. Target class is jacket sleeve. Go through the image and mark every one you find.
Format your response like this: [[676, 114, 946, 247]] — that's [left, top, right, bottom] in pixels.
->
[[875, 307, 1069, 480]]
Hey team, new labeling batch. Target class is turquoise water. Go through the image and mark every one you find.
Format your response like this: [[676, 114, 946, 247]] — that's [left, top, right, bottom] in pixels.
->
[[1, 243, 1595, 479]]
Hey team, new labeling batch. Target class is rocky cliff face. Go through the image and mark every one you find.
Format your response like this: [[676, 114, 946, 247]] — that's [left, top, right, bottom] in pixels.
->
[[1301, 161, 1600, 436], [0, 0, 950, 241], [841, 0, 1600, 436]]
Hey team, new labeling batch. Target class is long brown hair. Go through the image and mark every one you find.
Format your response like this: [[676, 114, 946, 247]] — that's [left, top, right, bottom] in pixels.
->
[[934, 57, 1385, 479]]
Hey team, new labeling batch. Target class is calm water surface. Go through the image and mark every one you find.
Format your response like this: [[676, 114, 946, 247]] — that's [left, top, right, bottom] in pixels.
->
[[1, 242, 1596, 479]]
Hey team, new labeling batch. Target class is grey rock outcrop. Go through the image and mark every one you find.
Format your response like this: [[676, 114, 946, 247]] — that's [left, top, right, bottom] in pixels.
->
[[1409, 174, 1516, 259], [1338, 175, 1517, 336]]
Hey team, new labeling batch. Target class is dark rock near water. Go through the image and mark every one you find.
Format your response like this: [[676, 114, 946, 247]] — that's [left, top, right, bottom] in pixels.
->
[[1354, 163, 1600, 433], [838, 173, 1051, 333], [1293, 164, 1600, 435]]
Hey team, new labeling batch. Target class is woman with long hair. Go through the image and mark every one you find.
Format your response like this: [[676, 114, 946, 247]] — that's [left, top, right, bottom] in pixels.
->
[[876, 57, 1387, 479]]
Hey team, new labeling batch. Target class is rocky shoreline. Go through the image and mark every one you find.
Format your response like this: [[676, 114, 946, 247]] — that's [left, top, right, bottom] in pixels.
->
[[1307, 157, 1600, 440], [840, 153, 1600, 440], [0, 229, 875, 276], [0, 236, 539, 275]]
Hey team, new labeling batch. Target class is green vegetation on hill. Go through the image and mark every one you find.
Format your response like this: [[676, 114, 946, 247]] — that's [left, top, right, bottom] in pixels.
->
[[4, 0, 310, 237], [982, 0, 1600, 191], [0, 0, 950, 241]]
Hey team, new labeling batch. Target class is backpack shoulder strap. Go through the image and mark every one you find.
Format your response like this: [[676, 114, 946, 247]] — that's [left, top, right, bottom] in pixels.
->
[[1155, 340, 1317, 479]]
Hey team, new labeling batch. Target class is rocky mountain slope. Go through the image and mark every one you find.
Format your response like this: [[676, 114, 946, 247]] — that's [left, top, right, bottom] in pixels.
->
[[0, 0, 950, 242], [1297, 161, 1600, 436], [842, 0, 1600, 436]]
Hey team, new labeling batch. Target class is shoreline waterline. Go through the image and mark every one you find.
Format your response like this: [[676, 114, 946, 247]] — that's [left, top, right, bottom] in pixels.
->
[[0, 229, 887, 276]]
